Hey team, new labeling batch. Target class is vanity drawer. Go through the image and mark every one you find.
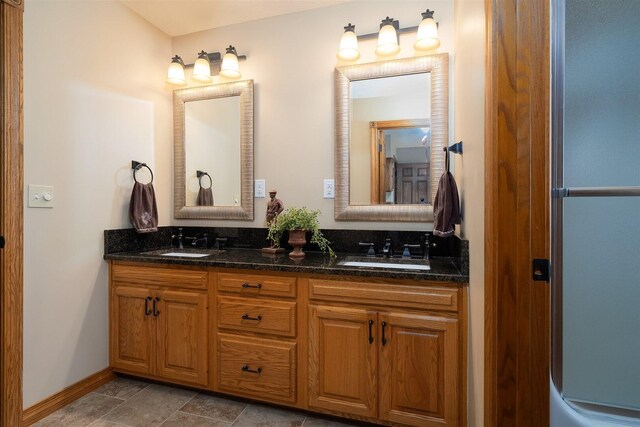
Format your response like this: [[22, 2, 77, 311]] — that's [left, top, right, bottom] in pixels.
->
[[217, 296, 297, 338], [112, 263, 208, 290], [309, 279, 459, 312], [217, 333, 296, 403], [217, 273, 296, 298]]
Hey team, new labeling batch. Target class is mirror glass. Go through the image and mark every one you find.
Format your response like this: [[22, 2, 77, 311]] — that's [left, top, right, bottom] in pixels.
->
[[174, 80, 254, 220], [349, 73, 431, 205], [334, 55, 448, 222], [184, 96, 241, 207]]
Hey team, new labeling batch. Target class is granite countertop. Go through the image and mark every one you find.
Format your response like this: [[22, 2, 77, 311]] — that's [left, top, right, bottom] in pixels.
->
[[104, 247, 468, 283]]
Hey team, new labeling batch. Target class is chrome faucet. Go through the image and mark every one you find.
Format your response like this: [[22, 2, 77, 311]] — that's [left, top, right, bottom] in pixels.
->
[[189, 233, 209, 248]]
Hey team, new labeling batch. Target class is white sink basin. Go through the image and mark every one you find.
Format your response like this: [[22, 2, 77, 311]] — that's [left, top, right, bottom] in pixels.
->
[[339, 260, 430, 271], [159, 252, 211, 258]]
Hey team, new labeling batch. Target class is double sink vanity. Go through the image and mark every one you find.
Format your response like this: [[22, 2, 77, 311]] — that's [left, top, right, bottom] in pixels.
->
[[104, 228, 468, 427], [107, 51, 468, 426]]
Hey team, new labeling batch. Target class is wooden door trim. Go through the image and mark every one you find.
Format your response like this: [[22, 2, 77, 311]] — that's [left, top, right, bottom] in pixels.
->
[[0, 0, 24, 425], [484, 0, 550, 425]]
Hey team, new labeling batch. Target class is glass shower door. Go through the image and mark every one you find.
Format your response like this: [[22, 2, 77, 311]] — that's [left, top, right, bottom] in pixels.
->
[[552, 0, 640, 418]]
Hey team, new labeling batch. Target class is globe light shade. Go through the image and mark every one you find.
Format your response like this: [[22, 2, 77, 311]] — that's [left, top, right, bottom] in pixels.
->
[[375, 18, 400, 56], [220, 46, 241, 79], [337, 23, 360, 61], [192, 51, 212, 83], [414, 10, 441, 51], [166, 55, 186, 86]]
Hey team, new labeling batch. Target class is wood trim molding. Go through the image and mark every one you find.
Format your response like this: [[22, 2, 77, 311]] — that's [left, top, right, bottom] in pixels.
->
[[23, 368, 116, 426], [484, 0, 550, 425], [0, 0, 23, 12], [0, 1, 24, 425]]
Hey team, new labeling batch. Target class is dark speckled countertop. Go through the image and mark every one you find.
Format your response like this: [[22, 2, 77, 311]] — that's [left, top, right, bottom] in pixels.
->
[[104, 248, 468, 284]]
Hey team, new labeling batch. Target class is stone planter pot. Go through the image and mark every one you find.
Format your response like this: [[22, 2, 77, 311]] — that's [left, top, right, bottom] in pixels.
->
[[287, 229, 307, 259]]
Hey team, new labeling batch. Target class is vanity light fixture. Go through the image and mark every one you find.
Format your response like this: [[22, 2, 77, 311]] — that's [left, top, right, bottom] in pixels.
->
[[166, 55, 187, 86], [192, 50, 213, 83], [166, 48, 246, 87], [337, 23, 360, 61], [414, 9, 441, 51], [220, 46, 241, 79], [375, 17, 401, 56]]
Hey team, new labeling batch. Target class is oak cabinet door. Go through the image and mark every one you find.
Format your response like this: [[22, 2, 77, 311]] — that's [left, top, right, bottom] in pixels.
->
[[379, 312, 459, 426], [155, 290, 208, 386], [308, 305, 378, 418], [111, 286, 154, 375]]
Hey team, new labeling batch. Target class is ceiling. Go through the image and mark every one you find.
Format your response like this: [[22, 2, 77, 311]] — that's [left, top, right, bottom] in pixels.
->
[[121, 0, 350, 37]]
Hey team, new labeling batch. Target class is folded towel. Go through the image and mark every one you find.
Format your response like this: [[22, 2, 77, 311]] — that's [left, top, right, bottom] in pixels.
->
[[129, 182, 158, 233], [197, 187, 214, 206], [433, 170, 461, 237]]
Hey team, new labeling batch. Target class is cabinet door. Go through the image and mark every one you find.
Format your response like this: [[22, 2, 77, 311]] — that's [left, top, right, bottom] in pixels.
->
[[111, 286, 154, 375], [156, 290, 208, 386], [379, 312, 459, 426], [308, 305, 377, 418]]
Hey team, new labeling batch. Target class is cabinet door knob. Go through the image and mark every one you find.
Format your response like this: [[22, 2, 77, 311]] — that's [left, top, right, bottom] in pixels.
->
[[144, 296, 152, 316], [153, 297, 160, 316], [241, 314, 263, 322], [241, 364, 262, 374], [381, 321, 388, 346]]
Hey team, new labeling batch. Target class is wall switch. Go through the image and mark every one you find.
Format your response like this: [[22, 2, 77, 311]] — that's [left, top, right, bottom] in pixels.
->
[[323, 179, 335, 199], [28, 185, 55, 208], [255, 180, 266, 198]]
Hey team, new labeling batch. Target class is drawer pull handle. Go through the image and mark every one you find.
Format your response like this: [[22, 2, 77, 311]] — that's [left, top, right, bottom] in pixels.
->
[[241, 283, 262, 289], [153, 297, 160, 317], [381, 321, 388, 346], [368, 319, 374, 344], [241, 314, 263, 322], [145, 296, 152, 316], [241, 364, 262, 374]]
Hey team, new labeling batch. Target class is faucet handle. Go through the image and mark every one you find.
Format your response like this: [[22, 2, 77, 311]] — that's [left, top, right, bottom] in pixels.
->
[[358, 242, 376, 257], [402, 243, 421, 259]]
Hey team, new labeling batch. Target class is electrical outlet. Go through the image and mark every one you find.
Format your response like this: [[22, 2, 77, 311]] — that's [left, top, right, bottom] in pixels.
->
[[323, 179, 335, 198], [255, 179, 266, 198]]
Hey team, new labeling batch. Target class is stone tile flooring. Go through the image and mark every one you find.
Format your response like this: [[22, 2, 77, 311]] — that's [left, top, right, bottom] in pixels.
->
[[33, 377, 362, 427]]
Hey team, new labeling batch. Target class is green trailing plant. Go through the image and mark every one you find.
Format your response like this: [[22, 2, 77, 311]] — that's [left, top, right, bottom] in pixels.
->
[[267, 207, 335, 257]]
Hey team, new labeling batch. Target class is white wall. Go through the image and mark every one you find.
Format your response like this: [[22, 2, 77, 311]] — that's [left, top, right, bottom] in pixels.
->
[[23, 1, 172, 408], [454, 0, 486, 425], [171, 0, 454, 229]]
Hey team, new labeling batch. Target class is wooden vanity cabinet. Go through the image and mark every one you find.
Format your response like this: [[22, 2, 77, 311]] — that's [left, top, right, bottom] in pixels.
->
[[109, 263, 209, 386], [108, 262, 466, 426], [308, 278, 464, 427]]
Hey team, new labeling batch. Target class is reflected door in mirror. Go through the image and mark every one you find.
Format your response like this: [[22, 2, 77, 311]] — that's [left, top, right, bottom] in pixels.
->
[[184, 96, 241, 207], [349, 73, 431, 206]]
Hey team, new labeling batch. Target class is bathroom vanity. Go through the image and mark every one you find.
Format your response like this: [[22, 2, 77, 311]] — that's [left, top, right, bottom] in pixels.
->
[[105, 245, 468, 427]]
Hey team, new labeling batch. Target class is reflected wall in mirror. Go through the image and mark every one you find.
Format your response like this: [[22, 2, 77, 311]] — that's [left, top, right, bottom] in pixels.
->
[[335, 54, 448, 221], [174, 80, 254, 220]]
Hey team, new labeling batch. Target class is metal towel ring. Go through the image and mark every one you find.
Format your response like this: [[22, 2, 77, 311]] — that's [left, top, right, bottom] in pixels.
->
[[197, 170, 212, 189], [132, 161, 154, 184]]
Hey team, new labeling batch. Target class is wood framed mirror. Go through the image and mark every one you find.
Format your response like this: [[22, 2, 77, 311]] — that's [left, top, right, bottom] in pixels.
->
[[173, 80, 254, 220], [334, 54, 449, 222]]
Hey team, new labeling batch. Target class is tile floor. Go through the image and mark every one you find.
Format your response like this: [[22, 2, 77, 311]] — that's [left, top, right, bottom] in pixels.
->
[[33, 377, 363, 427]]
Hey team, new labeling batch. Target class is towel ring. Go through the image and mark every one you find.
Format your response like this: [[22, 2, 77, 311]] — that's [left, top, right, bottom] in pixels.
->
[[197, 170, 212, 189], [132, 161, 154, 184]]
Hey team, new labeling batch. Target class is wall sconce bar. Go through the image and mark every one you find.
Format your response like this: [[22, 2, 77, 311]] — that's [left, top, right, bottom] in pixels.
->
[[357, 21, 419, 41], [181, 51, 247, 69]]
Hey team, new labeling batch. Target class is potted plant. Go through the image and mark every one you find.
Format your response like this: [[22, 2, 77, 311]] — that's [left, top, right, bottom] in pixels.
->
[[267, 207, 335, 259]]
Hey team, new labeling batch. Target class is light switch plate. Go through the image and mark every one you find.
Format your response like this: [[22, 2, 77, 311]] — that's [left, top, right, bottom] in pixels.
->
[[323, 179, 335, 199], [28, 185, 55, 208], [255, 180, 266, 198]]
